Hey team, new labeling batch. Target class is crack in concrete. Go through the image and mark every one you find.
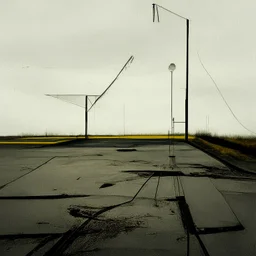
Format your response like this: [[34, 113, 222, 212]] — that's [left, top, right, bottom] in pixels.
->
[[44, 173, 154, 256], [0, 194, 90, 200], [0, 156, 56, 190]]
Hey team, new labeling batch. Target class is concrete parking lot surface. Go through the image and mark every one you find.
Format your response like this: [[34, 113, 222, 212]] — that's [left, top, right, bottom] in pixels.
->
[[0, 139, 255, 255]]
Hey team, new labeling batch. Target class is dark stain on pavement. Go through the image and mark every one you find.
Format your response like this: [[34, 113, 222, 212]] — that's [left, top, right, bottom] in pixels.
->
[[64, 217, 145, 254]]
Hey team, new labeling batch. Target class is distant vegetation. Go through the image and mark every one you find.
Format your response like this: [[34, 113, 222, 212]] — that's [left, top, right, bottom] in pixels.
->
[[194, 131, 256, 159]]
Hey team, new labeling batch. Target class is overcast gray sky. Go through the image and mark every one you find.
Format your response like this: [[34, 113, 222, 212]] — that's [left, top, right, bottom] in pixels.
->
[[0, 0, 255, 136]]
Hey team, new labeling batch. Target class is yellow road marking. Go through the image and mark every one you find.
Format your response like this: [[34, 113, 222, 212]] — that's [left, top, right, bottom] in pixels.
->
[[0, 140, 70, 145], [88, 135, 195, 139], [0, 135, 195, 145]]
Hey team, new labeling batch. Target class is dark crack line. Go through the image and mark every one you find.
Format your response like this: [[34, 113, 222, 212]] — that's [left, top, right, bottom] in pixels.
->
[[44, 173, 155, 256], [185, 173, 256, 180], [0, 194, 90, 200], [186, 228, 190, 256], [0, 233, 62, 239], [25, 235, 56, 256], [0, 156, 56, 190], [154, 173, 161, 207], [177, 196, 210, 256], [194, 233, 210, 256], [197, 225, 244, 235]]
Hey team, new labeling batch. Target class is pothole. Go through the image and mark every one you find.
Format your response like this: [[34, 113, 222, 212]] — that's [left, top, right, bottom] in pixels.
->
[[68, 205, 100, 219], [84, 154, 103, 157], [122, 170, 184, 177], [117, 149, 137, 152], [129, 160, 150, 164], [37, 222, 50, 225], [99, 183, 114, 189]]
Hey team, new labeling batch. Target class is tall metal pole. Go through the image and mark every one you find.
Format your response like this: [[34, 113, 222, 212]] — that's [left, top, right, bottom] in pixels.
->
[[85, 95, 88, 139], [171, 71, 175, 155], [185, 19, 189, 141], [171, 71, 173, 137], [153, 4, 189, 141]]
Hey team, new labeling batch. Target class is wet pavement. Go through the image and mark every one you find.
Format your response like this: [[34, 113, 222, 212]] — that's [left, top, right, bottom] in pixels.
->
[[0, 139, 255, 255]]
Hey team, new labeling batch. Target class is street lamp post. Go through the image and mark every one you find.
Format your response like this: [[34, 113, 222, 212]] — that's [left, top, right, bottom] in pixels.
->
[[168, 63, 176, 159], [153, 4, 189, 141], [168, 63, 176, 138]]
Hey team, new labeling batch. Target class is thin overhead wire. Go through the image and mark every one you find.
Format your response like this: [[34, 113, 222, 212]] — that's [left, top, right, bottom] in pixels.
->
[[197, 51, 256, 135], [88, 55, 134, 111], [153, 3, 188, 21], [46, 94, 99, 109], [88, 97, 93, 107], [156, 5, 160, 22], [48, 95, 85, 109]]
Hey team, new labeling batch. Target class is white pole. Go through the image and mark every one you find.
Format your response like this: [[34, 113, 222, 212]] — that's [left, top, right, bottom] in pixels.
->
[[168, 63, 176, 160], [123, 104, 126, 136], [171, 71, 174, 155]]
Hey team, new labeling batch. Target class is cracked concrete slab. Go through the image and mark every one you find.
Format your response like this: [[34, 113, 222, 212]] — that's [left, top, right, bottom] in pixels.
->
[[0, 140, 254, 255], [180, 177, 241, 231], [63, 199, 203, 256], [200, 192, 256, 256], [0, 198, 85, 235], [212, 179, 256, 194]]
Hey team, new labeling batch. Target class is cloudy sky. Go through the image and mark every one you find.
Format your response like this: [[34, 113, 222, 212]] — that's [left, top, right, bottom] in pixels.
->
[[0, 0, 255, 136]]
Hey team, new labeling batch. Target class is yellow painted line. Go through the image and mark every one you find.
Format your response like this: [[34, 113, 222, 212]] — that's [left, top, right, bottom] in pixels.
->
[[87, 135, 195, 139], [20, 137, 77, 140], [0, 135, 195, 144], [0, 140, 71, 145]]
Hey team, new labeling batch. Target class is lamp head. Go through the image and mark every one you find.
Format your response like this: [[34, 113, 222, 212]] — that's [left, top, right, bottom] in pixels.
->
[[168, 63, 176, 72]]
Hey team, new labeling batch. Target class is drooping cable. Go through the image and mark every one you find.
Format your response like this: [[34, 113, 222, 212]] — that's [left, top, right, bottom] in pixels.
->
[[88, 55, 134, 112], [197, 51, 256, 135]]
